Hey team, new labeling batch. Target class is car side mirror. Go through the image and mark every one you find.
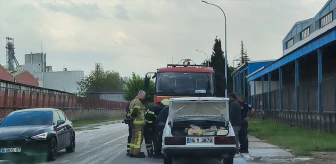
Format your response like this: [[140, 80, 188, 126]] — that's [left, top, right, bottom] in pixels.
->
[[56, 120, 65, 127]]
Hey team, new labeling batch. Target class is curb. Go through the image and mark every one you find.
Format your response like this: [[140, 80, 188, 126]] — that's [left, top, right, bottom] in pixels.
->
[[240, 153, 254, 161], [74, 120, 123, 131]]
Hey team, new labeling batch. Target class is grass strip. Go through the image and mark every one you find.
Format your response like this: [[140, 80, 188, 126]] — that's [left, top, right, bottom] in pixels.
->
[[249, 119, 336, 156]]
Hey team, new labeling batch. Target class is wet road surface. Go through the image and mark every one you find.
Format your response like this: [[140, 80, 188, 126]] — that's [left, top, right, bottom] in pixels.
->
[[1, 123, 249, 164]]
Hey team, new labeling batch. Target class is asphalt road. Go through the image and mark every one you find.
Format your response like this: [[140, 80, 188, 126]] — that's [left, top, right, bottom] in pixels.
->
[[1, 123, 248, 164]]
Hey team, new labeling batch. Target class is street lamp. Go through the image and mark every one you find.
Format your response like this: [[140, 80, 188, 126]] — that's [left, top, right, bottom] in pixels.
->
[[233, 54, 241, 68], [195, 49, 209, 67], [202, 0, 228, 97]]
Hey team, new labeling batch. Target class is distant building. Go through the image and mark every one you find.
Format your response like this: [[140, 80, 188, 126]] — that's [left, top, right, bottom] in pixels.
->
[[11, 70, 39, 87], [23, 52, 51, 73], [34, 70, 84, 93], [232, 60, 275, 101], [15, 52, 84, 93], [87, 90, 127, 102], [0, 65, 13, 82]]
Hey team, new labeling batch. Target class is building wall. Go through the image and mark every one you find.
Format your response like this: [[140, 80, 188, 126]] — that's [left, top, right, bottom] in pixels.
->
[[100, 93, 127, 102], [14, 71, 39, 87], [22, 63, 43, 74], [25, 53, 46, 72], [0, 65, 13, 82], [34, 71, 84, 93], [250, 81, 279, 95]]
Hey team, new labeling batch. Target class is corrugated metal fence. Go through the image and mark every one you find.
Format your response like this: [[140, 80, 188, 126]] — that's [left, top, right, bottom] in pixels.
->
[[251, 78, 336, 134]]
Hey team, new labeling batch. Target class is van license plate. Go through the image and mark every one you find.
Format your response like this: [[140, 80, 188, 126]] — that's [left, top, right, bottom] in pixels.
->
[[186, 137, 214, 144]]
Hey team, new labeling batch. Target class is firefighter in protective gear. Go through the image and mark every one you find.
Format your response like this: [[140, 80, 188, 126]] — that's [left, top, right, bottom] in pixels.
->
[[124, 102, 132, 156], [125, 100, 144, 156], [129, 90, 146, 158], [144, 99, 169, 157]]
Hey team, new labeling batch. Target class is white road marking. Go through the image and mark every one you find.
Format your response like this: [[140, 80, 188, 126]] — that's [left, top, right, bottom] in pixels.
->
[[102, 147, 125, 164], [73, 134, 128, 159]]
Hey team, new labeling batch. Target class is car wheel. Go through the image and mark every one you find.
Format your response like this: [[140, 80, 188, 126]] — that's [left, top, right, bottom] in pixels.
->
[[163, 157, 172, 164], [47, 137, 58, 161], [66, 132, 76, 153], [223, 155, 234, 164]]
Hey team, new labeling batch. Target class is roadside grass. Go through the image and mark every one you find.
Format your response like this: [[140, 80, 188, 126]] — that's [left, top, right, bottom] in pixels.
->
[[72, 117, 124, 127], [248, 119, 336, 156]]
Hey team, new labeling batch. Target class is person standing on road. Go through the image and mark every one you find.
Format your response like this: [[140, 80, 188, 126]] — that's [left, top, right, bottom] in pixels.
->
[[129, 90, 146, 158], [144, 99, 169, 157], [236, 94, 255, 153], [153, 105, 169, 159], [124, 101, 132, 156], [228, 93, 242, 155]]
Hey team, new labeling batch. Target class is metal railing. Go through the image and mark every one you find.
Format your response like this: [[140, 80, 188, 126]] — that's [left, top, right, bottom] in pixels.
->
[[0, 81, 127, 110]]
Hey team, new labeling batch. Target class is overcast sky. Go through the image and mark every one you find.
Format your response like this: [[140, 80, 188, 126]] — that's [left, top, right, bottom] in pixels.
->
[[0, 0, 328, 77]]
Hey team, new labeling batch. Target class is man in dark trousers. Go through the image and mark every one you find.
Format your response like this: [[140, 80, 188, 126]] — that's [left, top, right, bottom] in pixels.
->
[[124, 101, 132, 156], [153, 105, 169, 159], [228, 93, 242, 155], [236, 94, 255, 153], [144, 99, 169, 157]]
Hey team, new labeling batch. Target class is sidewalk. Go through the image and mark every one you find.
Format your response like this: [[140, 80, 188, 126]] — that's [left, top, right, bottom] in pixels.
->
[[241, 135, 294, 160]]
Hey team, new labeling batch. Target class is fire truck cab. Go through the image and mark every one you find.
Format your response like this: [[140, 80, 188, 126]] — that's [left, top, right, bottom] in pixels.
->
[[144, 59, 224, 104]]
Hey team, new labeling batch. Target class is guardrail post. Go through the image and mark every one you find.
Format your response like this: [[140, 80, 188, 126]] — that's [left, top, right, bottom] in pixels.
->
[[54, 94, 56, 107], [42, 93, 45, 107], [4, 88, 8, 107], [29, 91, 33, 108], [13, 89, 17, 108], [36, 92, 40, 107]]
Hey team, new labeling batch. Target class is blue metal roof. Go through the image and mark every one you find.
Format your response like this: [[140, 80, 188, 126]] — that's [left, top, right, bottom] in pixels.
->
[[248, 28, 336, 82], [248, 61, 273, 75], [232, 60, 274, 77]]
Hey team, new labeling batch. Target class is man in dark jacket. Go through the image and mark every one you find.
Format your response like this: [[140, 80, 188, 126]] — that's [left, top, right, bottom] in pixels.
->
[[228, 93, 242, 154], [153, 106, 169, 158], [237, 94, 255, 153]]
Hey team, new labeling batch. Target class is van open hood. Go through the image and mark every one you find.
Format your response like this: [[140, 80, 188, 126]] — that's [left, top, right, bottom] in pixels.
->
[[168, 97, 229, 121]]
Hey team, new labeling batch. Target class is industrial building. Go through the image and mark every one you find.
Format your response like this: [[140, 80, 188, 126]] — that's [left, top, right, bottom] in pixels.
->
[[0, 65, 39, 87], [15, 52, 84, 93], [232, 60, 275, 101], [0, 65, 13, 82], [233, 0, 336, 134], [90, 90, 128, 103], [33, 70, 84, 93], [12, 70, 39, 87], [4, 37, 83, 93]]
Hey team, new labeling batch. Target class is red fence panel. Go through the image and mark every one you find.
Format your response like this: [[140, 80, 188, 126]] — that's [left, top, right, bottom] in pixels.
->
[[0, 80, 129, 110]]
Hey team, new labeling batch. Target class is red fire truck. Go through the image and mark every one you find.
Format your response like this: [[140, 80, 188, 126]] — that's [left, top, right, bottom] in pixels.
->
[[144, 59, 224, 104]]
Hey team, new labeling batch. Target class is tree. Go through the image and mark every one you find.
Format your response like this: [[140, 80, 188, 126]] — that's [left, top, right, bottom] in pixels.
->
[[209, 36, 226, 97], [77, 69, 123, 97], [124, 73, 155, 104], [236, 41, 250, 68]]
